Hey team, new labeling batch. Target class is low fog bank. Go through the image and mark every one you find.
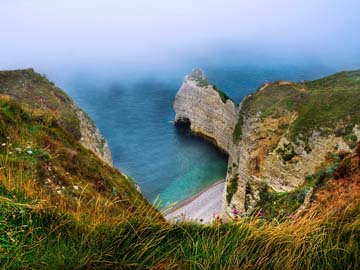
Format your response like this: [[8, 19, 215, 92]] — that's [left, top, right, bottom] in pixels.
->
[[1, 0, 360, 89]]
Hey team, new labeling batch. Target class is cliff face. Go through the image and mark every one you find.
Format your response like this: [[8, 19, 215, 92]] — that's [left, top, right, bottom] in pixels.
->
[[174, 69, 360, 218], [0, 70, 159, 223], [76, 109, 112, 165], [0, 69, 112, 165], [174, 69, 238, 153], [0, 98, 159, 223]]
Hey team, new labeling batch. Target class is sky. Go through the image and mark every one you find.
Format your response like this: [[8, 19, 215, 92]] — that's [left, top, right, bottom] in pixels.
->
[[1, 0, 360, 76]]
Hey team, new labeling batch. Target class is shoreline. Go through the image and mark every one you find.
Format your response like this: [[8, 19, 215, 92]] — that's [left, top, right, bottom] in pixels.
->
[[163, 179, 225, 223]]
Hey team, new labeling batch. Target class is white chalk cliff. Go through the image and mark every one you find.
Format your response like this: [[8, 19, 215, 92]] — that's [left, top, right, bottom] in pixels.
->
[[174, 69, 358, 218], [174, 69, 238, 153]]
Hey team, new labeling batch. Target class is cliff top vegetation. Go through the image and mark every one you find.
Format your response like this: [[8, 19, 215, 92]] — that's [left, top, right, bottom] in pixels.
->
[[233, 70, 360, 146], [188, 68, 233, 103]]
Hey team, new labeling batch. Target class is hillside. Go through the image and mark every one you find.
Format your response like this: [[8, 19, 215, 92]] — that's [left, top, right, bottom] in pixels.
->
[[0, 95, 157, 222], [0, 69, 112, 165]]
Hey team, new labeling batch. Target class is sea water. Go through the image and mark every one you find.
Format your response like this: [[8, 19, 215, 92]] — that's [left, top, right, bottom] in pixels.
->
[[58, 64, 334, 207]]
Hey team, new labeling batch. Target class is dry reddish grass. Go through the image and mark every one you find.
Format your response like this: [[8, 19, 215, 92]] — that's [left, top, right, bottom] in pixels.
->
[[311, 145, 360, 215]]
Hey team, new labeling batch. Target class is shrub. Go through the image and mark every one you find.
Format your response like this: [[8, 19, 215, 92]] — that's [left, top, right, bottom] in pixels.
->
[[226, 174, 239, 205]]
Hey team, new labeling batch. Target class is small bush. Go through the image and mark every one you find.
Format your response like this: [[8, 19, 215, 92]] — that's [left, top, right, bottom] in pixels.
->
[[226, 174, 239, 205], [213, 85, 233, 103], [276, 143, 296, 162]]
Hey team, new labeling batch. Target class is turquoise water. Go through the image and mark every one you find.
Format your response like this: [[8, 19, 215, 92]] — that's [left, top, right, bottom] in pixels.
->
[[57, 64, 336, 207], [63, 76, 228, 207]]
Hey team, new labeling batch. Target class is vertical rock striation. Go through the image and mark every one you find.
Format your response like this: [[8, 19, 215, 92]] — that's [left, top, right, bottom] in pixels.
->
[[75, 106, 113, 165], [174, 69, 360, 219], [174, 69, 238, 153]]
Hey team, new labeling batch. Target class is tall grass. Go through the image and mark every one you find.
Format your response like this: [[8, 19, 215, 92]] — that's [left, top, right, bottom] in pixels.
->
[[0, 95, 359, 269], [0, 195, 358, 269], [0, 96, 160, 226]]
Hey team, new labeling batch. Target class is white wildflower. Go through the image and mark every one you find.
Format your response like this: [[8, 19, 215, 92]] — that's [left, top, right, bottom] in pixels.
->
[[27, 150, 33, 155], [1, 143, 6, 147], [73, 185, 79, 190], [9, 152, 13, 155], [56, 190, 61, 194]]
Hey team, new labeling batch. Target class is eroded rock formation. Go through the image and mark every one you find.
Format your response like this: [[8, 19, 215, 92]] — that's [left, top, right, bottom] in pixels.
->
[[174, 69, 238, 153], [174, 69, 360, 218]]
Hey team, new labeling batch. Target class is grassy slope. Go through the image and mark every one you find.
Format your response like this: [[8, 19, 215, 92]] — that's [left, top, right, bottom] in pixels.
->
[[233, 70, 360, 146], [0, 95, 158, 220], [255, 152, 343, 219], [1, 171, 359, 269], [0, 68, 87, 140], [0, 70, 360, 269]]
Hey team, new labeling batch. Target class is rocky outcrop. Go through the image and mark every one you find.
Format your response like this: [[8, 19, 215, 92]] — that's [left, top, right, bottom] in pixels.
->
[[174, 69, 360, 218], [227, 110, 352, 217], [0, 68, 112, 165], [174, 69, 238, 153], [76, 107, 112, 165]]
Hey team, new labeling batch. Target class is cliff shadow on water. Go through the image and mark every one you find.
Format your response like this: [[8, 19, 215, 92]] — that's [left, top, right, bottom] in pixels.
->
[[174, 121, 229, 160], [175, 117, 231, 156]]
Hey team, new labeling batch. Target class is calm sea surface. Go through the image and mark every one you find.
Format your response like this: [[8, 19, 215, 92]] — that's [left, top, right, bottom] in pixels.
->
[[58, 64, 335, 207]]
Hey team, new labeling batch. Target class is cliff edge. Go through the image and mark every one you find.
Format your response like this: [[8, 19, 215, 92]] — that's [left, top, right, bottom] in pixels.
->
[[0, 69, 159, 224], [0, 68, 112, 165], [174, 69, 360, 218]]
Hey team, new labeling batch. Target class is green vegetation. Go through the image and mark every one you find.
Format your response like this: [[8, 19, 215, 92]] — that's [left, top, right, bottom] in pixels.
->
[[256, 183, 308, 219], [226, 174, 239, 205], [0, 69, 82, 140], [1, 70, 360, 269], [1, 181, 360, 269], [188, 69, 210, 87], [289, 72, 360, 143], [276, 142, 296, 162], [0, 95, 156, 224], [232, 70, 360, 146], [188, 69, 234, 103], [345, 133, 358, 149], [195, 78, 209, 87], [0, 191, 165, 269], [256, 153, 343, 220], [304, 153, 343, 190], [213, 85, 233, 103], [252, 83, 306, 119], [233, 115, 244, 144], [233, 96, 252, 144]]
